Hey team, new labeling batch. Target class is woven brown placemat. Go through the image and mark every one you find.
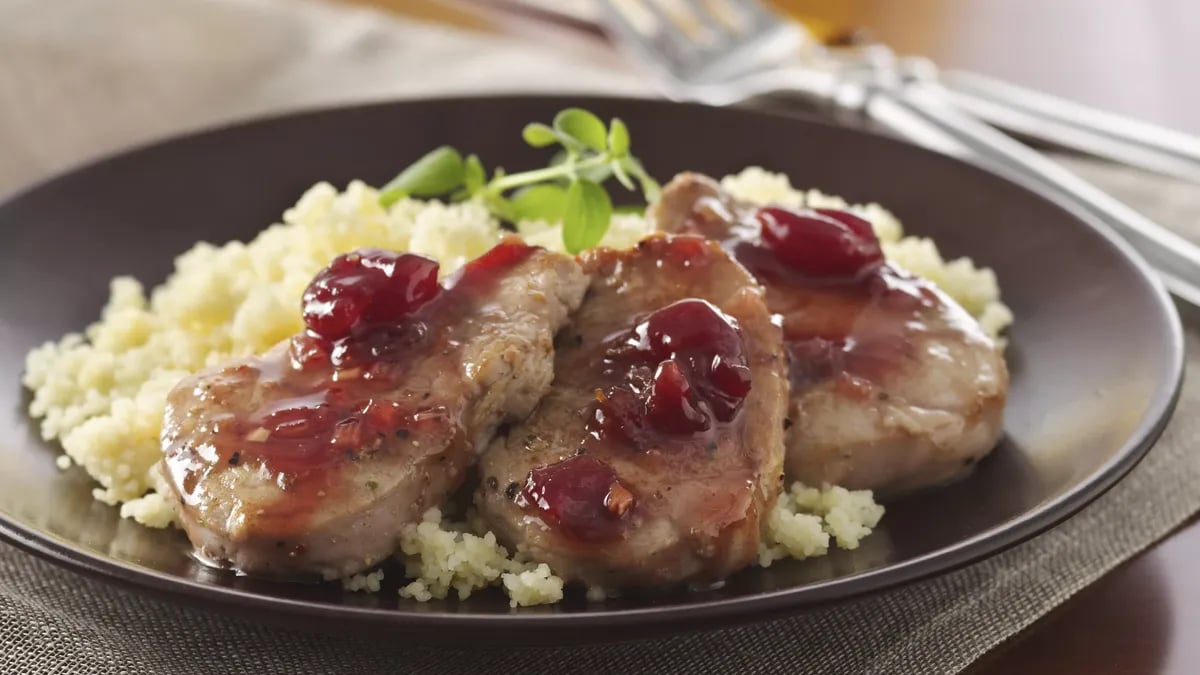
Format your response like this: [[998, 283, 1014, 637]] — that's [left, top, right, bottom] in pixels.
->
[[3, 1, 1199, 673]]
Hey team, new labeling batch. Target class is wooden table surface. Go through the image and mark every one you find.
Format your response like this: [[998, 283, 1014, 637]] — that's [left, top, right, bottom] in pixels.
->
[[337, 1, 1199, 671], [966, 519, 1200, 674]]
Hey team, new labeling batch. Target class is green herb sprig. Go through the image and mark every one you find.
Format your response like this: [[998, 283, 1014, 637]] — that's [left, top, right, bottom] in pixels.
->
[[377, 108, 660, 254]]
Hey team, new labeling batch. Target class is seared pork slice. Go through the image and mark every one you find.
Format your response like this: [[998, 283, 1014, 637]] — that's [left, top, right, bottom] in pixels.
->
[[476, 235, 788, 588], [158, 240, 588, 580], [653, 173, 1008, 494]]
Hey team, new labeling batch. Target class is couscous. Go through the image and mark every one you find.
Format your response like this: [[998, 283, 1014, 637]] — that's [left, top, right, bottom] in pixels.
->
[[23, 166, 1008, 606]]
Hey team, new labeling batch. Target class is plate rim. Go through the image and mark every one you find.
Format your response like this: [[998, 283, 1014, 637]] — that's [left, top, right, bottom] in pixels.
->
[[0, 93, 1185, 634]]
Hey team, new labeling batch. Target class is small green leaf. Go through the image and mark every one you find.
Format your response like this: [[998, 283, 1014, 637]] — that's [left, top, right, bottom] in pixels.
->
[[510, 184, 569, 222], [608, 118, 630, 156], [610, 159, 635, 190], [641, 177, 662, 204], [522, 123, 559, 148], [554, 108, 608, 152], [379, 146, 465, 207], [463, 154, 485, 194], [485, 193, 517, 223], [561, 178, 612, 254], [622, 157, 661, 203]]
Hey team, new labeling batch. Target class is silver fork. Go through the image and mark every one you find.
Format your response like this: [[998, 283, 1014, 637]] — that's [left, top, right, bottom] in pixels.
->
[[600, 0, 1200, 307]]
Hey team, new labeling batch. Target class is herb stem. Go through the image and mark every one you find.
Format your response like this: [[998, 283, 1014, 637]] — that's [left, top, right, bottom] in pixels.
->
[[486, 154, 611, 194]]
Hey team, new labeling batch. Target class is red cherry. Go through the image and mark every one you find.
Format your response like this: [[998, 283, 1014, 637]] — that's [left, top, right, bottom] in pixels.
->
[[302, 286, 366, 342], [645, 360, 710, 434], [358, 253, 441, 324], [516, 456, 632, 541], [590, 299, 753, 446], [638, 299, 751, 423], [757, 206, 883, 279], [591, 388, 645, 448], [705, 356, 753, 420], [301, 249, 440, 340], [641, 299, 742, 361]]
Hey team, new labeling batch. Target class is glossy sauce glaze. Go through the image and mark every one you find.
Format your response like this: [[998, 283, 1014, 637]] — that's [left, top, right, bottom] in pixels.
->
[[161, 242, 537, 533], [476, 233, 789, 588], [515, 455, 633, 542], [652, 173, 1007, 494], [682, 194, 978, 394], [589, 299, 752, 447], [517, 296, 754, 543]]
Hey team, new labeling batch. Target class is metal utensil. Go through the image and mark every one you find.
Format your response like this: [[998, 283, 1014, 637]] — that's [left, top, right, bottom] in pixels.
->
[[504, 0, 1200, 183], [598, 0, 1200, 305], [938, 68, 1200, 184]]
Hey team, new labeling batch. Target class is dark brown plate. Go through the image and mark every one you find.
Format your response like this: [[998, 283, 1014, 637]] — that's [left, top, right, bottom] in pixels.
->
[[0, 96, 1182, 641]]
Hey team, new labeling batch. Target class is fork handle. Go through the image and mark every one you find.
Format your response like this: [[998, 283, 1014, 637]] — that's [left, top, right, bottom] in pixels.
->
[[938, 69, 1200, 184], [860, 81, 1200, 306]]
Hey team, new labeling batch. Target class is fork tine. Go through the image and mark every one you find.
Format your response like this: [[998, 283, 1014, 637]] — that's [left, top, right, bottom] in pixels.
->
[[600, 0, 708, 80], [656, 0, 720, 44], [601, 0, 809, 90], [691, 0, 751, 36], [716, 0, 786, 32], [677, 0, 806, 83]]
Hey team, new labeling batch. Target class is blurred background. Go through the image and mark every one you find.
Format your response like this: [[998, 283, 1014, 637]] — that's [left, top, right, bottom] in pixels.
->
[[340, 0, 1199, 134], [5, 0, 1197, 195]]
